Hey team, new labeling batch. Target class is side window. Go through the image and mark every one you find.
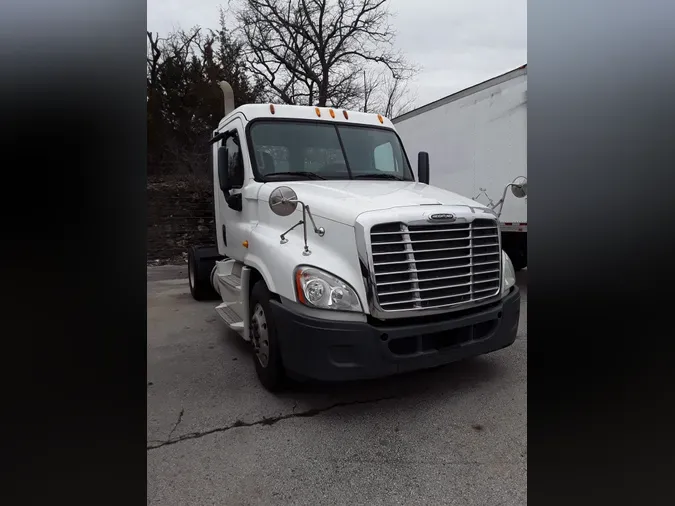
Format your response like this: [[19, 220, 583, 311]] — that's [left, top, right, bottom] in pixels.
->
[[225, 132, 244, 188], [373, 142, 397, 172]]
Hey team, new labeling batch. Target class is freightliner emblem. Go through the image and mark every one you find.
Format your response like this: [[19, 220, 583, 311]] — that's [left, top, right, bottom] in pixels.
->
[[428, 213, 455, 221]]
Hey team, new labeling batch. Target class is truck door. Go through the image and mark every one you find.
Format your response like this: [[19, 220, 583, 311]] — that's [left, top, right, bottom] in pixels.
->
[[214, 118, 251, 262]]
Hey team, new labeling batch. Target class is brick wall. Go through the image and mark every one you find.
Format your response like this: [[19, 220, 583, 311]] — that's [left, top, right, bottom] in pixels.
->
[[147, 176, 216, 264]]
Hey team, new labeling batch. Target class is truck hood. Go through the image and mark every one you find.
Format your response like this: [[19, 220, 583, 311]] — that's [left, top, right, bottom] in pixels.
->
[[259, 180, 488, 225]]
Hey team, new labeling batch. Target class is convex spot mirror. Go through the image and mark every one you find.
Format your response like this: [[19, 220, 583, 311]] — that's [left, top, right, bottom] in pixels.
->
[[269, 186, 298, 216], [511, 176, 528, 198]]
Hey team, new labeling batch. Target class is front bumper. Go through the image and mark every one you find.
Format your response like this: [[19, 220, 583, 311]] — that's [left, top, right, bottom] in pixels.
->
[[270, 286, 520, 382]]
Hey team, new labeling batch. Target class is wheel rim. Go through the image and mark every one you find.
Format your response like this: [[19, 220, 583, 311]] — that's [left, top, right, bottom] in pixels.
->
[[188, 256, 195, 290], [250, 303, 270, 368]]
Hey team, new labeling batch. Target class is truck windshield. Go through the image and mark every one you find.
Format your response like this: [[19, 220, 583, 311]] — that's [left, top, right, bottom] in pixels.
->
[[249, 120, 414, 181]]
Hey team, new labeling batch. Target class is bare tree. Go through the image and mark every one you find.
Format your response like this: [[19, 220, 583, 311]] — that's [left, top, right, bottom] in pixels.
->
[[359, 67, 417, 117], [146, 20, 264, 177], [235, 0, 417, 108], [361, 69, 380, 113], [378, 72, 417, 118]]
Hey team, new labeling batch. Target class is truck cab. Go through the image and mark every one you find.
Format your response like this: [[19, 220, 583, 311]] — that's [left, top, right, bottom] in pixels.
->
[[188, 82, 522, 391]]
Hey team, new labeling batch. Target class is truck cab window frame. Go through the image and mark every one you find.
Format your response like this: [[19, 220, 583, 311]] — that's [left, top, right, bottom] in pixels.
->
[[245, 119, 414, 182]]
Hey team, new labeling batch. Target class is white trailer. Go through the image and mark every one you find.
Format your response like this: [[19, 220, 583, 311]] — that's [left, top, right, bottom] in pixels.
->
[[393, 65, 528, 270]]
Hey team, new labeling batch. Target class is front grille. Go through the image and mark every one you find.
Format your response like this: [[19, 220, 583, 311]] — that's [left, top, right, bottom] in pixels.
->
[[369, 218, 501, 311]]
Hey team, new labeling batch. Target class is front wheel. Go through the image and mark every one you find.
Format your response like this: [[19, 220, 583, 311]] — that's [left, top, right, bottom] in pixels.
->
[[249, 280, 286, 392]]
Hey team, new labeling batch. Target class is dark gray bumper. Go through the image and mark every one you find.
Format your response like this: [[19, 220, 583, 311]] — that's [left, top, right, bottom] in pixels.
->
[[270, 286, 520, 382]]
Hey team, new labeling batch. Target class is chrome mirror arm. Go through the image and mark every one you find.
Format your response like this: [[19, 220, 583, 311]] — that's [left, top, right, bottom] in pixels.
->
[[303, 204, 325, 237], [494, 177, 528, 218], [279, 221, 303, 244], [276, 198, 326, 256]]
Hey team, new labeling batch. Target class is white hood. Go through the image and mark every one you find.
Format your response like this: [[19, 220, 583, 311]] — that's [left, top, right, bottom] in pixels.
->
[[259, 180, 488, 225]]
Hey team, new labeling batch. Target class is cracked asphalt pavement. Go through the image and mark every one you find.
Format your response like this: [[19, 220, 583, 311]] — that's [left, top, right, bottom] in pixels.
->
[[147, 265, 527, 505]]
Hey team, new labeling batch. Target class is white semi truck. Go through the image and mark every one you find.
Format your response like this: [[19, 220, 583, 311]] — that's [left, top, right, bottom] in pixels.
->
[[187, 82, 525, 391], [393, 65, 528, 270]]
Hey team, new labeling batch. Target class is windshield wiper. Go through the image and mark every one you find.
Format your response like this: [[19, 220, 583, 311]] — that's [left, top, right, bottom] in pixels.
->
[[353, 173, 404, 181], [263, 171, 325, 181]]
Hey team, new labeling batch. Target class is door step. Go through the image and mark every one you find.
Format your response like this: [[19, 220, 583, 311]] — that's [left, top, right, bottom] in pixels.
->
[[215, 302, 244, 332], [218, 273, 241, 292]]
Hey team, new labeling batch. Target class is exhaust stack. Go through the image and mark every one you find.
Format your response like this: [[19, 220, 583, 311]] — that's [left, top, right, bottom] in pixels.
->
[[218, 81, 235, 116]]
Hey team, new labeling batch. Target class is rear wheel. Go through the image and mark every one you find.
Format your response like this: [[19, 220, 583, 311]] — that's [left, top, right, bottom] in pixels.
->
[[187, 245, 221, 301], [249, 280, 286, 392]]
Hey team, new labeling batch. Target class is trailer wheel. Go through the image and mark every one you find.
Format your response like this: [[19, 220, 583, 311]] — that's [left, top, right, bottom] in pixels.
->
[[249, 280, 286, 392], [187, 245, 221, 301]]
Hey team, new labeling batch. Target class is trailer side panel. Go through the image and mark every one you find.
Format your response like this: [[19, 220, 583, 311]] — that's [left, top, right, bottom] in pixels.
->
[[394, 69, 527, 228]]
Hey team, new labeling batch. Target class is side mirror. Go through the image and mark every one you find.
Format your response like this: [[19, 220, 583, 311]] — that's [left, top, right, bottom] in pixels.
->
[[217, 146, 231, 193], [510, 176, 528, 198], [417, 151, 430, 184], [269, 186, 299, 216]]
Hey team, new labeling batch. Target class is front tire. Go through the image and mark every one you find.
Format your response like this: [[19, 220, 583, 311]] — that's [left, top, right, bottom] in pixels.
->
[[249, 280, 286, 392]]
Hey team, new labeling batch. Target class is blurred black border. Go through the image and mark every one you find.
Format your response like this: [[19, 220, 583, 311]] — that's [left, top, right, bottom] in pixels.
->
[[1, 0, 675, 504], [529, 0, 675, 504], [0, 1, 147, 504]]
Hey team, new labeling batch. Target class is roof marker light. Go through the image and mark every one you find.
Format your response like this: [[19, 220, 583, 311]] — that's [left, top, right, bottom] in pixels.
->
[[315, 107, 321, 117], [377, 114, 384, 124], [269, 104, 275, 114], [343, 110, 349, 119], [329, 109, 335, 118]]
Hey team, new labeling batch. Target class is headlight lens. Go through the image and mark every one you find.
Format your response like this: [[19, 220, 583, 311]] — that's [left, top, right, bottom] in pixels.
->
[[502, 251, 516, 295], [295, 266, 363, 312]]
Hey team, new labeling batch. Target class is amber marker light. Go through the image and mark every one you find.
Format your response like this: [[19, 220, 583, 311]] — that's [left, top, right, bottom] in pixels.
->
[[295, 269, 307, 304]]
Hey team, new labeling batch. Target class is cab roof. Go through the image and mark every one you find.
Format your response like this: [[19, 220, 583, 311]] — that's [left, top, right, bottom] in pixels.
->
[[217, 103, 395, 130]]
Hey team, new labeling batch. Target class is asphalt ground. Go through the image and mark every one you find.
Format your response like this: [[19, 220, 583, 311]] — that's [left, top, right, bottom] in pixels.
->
[[147, 265, 527, 505]]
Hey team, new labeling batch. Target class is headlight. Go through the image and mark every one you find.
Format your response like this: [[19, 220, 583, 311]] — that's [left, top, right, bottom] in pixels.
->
[[294, 266, 363, 312], [502, 251, 516, 295]]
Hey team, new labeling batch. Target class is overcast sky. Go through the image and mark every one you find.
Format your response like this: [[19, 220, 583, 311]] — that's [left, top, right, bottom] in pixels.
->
[[147, 0, 526, 109]]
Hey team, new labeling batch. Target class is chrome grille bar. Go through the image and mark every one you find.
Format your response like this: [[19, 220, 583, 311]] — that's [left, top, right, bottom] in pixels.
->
[[369, 218, 501, 312]]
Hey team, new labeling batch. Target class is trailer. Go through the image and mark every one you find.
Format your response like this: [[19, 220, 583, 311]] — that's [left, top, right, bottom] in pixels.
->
[[187, 82, 524, 392], [393, 65, 528, 270]]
